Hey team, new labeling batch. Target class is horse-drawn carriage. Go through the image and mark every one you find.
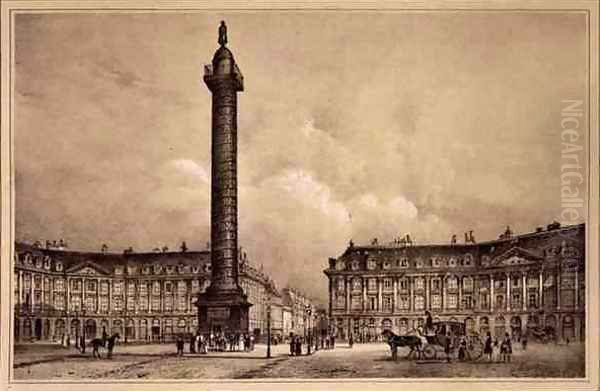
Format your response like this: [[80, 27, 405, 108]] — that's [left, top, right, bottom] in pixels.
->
[[383, 320, 484, 361], [420, 320, 484, 360], [528, 325, 556, 344]]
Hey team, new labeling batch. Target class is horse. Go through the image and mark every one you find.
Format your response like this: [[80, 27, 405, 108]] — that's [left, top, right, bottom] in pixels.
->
[[90, 333, 120, 359], [382, 330, 423, 360], [89, 337, 105, 358], [106, 333, 120, 359]]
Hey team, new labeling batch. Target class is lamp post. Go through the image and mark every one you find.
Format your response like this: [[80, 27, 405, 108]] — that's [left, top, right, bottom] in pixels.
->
[[266, 295, 272, 359], [305, 305, 312, 355]]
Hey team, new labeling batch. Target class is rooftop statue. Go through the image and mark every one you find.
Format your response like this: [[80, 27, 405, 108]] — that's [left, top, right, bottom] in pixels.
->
[[218, 21, 227, 47]]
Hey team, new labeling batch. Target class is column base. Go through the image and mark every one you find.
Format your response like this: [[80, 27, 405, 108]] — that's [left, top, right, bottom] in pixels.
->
[[195, 287, 252, 335]]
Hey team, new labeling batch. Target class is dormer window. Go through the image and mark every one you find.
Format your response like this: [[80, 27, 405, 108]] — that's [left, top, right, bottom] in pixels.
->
[[464, 254, 473, 266], [367, 258, 377, 270], [399, 258, 409, 268], [192, 266, 200, 274], [43, 256, 51, 270], [142, 266, 150, 274], [448, 257, 457, 267], [55, 261, 63, 272], [432, 257, 441, 267], [35, 257, 43, 268], [351, 260, 360, 270], [415, 258, 424, 269], [383, 261, 391, 270]]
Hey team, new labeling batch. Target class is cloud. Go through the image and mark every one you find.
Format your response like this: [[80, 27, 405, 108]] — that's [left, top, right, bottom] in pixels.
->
[[170, 159, 210, 184], [14, 13, 588, 304]]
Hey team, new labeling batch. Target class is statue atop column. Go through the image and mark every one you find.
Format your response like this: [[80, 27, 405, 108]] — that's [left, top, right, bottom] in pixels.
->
[[218, 21, 227, 47]]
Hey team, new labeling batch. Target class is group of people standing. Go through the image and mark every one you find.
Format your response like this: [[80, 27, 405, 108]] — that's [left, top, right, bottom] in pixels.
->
[[288, 333, 336, 356], [483, 332, 515, 362], [176, 332, 256, 356]]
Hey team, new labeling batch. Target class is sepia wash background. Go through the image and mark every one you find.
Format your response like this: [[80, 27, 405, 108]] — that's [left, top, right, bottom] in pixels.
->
[[14, 12, 588, 304]]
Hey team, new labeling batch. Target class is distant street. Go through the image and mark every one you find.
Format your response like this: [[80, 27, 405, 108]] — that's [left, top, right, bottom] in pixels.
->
[[14, 341, 585, 379]]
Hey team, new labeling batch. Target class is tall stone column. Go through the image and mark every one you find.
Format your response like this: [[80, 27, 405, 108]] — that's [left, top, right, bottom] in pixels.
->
[[197, 21, 251, 335]]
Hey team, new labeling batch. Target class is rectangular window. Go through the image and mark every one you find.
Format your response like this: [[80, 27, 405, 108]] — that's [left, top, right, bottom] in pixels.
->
[[165, 282, 173, 294], [53, 293, 65, 310], [164, 296, 173, 311], [99, 296, 108, 312], [447, 277, 458, 290], [432, 279, 441, 290], [71, 295, 82, 312], [337, 279, 345, 291], [127, 282, 135, 295], [368, 279, 377, 291], [369, 296, 376, 310], [383, 279, 392, 290], [528, 294, 537, 308], [138, 296, 148, 311], [55, 279, 64, 291], [178, 296, 187, 312], [153, 281, 161, 295], [139, 282, 148, 296], [34, 275, 42, 290], [496, 295, 505, 308], [446, 294, 458, 309], [23, 274, 31, 291], [113, 281, 123, 295], [480, 293, 489, 309], [178, 281, 187, 295], [431, 294, 441, 309], [414, 295, 425, 310], [85, 296, 96, 312], [151, 297, 160, 311], [72, 279, 81, 291], [127, 298, 135, 311], [100, 281, 109, 294], [462, 277, 473, 291], [336, 294, 345, 308], [113, 296, 123, 311], [399, 279, 408, 291], [383, 296, 392, 310], [44, 277, 51, 292], [414, 278, 424, 290], [512, 293, 521, 307], [399, 296, 410, 310], [462, 295, 473, 309]]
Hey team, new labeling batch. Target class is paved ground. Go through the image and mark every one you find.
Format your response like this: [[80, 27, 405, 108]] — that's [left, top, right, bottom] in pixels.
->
[[13, 341, 585, 380]]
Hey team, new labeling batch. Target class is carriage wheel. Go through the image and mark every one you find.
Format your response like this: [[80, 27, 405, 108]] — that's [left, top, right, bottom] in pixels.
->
[[422, 345, 437, 360], [467, 338, 484, 361]]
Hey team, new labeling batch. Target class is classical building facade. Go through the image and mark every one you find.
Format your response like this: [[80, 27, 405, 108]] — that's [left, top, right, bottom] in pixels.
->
[[324, 223, 585, 342], [281, 288, 317, 337], [13, 242, 284, 343]]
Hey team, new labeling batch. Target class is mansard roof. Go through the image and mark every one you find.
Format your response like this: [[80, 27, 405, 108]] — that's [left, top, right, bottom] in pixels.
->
[[327, 223, 584, 272]]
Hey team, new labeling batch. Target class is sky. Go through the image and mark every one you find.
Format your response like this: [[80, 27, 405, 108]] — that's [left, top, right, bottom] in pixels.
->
[[14, 12, 588, 303]]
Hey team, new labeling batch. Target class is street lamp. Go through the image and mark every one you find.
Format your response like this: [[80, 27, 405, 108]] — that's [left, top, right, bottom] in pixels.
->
[[305, 305, 312, 355], [266, 295, 272, 359]]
